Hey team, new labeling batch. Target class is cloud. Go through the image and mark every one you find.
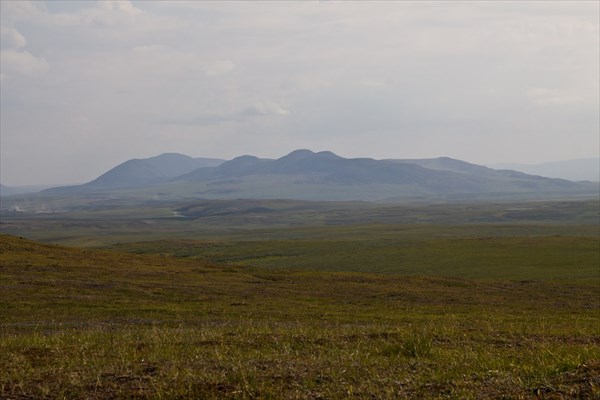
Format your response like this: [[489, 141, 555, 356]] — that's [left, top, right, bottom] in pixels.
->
[[205, 60, 235, 76], [1, 49, 48, 76], [132, 44, 168, 53], [242, 101, 290, 116], [1, 26, 27, 49], [77, 0, 142, 27], [0, 27, 48, 80], [527, 88, 581, 106], [160, 101, 290, 126], [0, 1, 46, 22], [130, 46, 234, 78], [98, 0, 142, 17], [1, 0, 143, 27]]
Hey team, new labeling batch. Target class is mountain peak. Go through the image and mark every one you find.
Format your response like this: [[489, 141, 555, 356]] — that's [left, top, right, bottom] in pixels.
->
[[315, 151, 342, 159], [280, 149, 315, 160], [229, 155, 261, 163], [279, 149, 344, 162], [75, 153, 224, 189], [218, 155, 263, 170], [150, 153, 193, 160]]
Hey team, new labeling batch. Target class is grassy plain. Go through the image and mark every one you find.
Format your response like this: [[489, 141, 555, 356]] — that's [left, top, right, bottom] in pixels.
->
[[1, 198, 598, 246], [1, 199, 599, 398], [106, 230, 599, 281]]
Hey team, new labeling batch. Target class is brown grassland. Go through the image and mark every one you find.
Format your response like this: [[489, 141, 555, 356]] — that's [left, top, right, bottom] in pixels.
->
[[1, 227, 599, 399]]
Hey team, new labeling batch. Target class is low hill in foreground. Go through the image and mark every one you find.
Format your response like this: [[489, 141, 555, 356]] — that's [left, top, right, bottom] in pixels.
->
[[1, 234, 598, 398]]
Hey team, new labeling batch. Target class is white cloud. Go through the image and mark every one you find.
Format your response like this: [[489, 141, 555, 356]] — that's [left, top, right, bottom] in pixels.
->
[[99, 0, 142, 17], [205, 60, 235, 77], [132, 44, 167, 53], [76, 0, 142, 27], [160, 101, 290, 126], [243, 102, 290, 116], [0, 49, 48, 77], [1, 26, 27, 49], [0, 1, 47, 22], [527, 88, 581, 106], [0, 27, 48, 80]]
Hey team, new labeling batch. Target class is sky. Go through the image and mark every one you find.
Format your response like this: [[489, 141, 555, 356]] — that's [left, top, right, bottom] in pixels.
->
[[1, 1, 598, 186]]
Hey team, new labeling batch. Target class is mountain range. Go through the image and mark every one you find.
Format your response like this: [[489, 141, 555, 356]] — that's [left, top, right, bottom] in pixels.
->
[[0, 184, 67, 197], [36, 150, 598, 202], [45, 153, 224, 193], [487, 158, 599, 182]]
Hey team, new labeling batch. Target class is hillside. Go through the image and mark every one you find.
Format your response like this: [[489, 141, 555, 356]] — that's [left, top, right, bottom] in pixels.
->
[[488, 158, 600, 182], [0, 184, 59, 197], [388, 157, 523, 178], [172, 150, 588, 200], [45, 153, 224, 192], [31, 150, 598, 202], [2, 233, 599, 398], [86, 153, 225, 188]]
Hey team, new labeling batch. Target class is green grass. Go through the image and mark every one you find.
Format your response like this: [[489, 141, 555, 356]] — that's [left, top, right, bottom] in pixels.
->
[[4, 323, 598, 399], [1, 197, 598, 398], [1, 234, 599, 399], [106, 233, 600, 281], [2, 198, 598, 247]]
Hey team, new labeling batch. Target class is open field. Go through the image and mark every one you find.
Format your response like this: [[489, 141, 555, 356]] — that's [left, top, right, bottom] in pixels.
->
[[1, 230, 599, 399], [1, 199, 598, 398], [106, 233, 600, 281], [1, 198, 598, 247]]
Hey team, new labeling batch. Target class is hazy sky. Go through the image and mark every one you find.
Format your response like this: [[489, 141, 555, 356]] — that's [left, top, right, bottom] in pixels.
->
[[1, 1, 598, 185]]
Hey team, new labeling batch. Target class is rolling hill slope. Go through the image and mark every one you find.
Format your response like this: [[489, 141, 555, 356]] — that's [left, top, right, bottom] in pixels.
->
[[85, 153, 225, 188], [172, 149, 586, 200], [45, 153, 224, 193], [36, 150, 597, 201], [488, 158, 600, 182]]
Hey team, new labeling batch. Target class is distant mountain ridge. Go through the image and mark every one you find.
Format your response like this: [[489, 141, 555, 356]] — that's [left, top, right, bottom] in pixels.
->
[[487, 158, 599, 182], [388, 157, 513, 178], [40, 150, 597, 201], [1, 183, 70, 197], [87, 153, 225, 188], [178, 150, 486, 188], [45, 153, 225, 193]]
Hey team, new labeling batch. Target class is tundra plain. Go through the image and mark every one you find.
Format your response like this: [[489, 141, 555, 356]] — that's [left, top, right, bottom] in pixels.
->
[[1, 199, 599, 399]]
